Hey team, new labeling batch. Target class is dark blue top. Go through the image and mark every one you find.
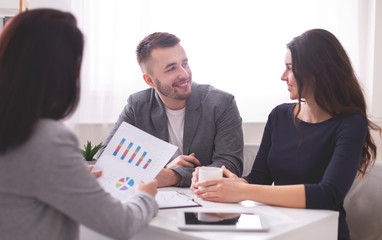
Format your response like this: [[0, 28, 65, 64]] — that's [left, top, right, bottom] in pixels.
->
[[244, 103, 367, 240]]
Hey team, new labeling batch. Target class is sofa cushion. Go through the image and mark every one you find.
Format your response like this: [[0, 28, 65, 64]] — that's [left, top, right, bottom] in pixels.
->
[[344, 162, 382, 240]]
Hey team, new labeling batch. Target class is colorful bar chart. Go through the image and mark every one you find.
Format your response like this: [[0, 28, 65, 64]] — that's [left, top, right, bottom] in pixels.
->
[[135, 152, 147, 166], [121, 142, 134, 160], [143, 159, 152, 169], [96, 122, 178, 202], [128, 146, 141, 163], [111, 135, 155, 170], [113, 138, 125, 156]]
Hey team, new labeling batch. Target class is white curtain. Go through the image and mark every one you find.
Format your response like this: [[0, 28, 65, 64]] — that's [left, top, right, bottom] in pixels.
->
[[69, 0, 365, 124]]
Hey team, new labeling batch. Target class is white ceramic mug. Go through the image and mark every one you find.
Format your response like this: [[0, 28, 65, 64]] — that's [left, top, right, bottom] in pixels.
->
[[198, 167, 223, 188]]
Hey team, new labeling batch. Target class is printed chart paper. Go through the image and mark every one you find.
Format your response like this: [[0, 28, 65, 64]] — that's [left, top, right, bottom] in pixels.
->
[[94, 122, 177, 201]]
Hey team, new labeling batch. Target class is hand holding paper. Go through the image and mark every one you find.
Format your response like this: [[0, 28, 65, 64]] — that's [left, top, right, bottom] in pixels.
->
[[135, 179, 158, 198], [94, 122, 177, 201]]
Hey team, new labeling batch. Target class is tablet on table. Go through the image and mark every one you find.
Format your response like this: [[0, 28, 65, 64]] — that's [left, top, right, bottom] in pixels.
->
[[177, 209, 269, 232]]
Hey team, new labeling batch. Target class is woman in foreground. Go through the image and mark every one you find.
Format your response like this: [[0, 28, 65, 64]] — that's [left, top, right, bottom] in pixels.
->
[[192, 29, 380, 240], [0, 9, 158, 240]]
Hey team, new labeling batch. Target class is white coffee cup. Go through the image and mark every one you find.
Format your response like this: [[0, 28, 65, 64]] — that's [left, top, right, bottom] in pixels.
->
[[198, 167, 223, 185]]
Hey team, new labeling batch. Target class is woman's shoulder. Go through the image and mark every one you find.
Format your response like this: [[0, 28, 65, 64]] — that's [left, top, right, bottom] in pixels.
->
[[337, 112, 368, 131], [274, 103, 295, 111], [6, 119, 80, 170], [31, 119, 78, 147], [269, 103, 295, 117], [262, 103, 295, 128], [36, 119, 73, 135], [342, 112, 367, 123]]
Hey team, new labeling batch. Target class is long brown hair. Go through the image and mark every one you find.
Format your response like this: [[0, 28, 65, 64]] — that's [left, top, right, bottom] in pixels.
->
[[287, 29, 380, 176], [0, 9, 84, 152]]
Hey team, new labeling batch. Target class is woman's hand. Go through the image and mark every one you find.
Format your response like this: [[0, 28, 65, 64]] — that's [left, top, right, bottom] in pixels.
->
[[135, 179, 158, 198], [192, 166, 248, 202], [88, 165, 102, 178], [190, 167, 201, 191], [191, 166, 245, 191], [193, 177, 248, 203], [221, 165, 241, 180]]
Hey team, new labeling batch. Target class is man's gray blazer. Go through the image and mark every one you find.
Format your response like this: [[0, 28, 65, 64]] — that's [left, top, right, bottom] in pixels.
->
[[100, 82, 243, 186]]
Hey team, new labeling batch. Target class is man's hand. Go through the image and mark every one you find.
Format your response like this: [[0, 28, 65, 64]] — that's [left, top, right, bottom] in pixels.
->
[[166, 153, 201, 169], [155, 168, 182, 187]]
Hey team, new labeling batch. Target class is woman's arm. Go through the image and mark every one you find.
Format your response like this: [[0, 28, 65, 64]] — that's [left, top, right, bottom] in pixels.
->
[[31, 121, 158, 240], [243, 184, 305, 208], [195, 113, 368, 210], [194, 167, 306, 208]]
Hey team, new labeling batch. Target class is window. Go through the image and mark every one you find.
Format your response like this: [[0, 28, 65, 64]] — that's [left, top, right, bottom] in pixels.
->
[[70, 0, 366, 123]]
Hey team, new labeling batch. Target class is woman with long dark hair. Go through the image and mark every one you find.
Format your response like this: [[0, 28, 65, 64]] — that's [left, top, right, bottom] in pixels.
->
[[0, 9, 158, 240], [192, 29, 380, 240]]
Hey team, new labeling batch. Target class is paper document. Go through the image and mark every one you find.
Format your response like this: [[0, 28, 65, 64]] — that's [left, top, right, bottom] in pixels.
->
[[94, 122, 177, 201], [156, 191, 201, 209]]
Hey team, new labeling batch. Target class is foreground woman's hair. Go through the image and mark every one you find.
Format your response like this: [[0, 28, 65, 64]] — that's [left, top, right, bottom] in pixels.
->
[[0, 9, 83, 152]]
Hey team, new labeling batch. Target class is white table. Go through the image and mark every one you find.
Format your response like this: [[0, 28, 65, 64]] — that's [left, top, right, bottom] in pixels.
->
[[80, 187, 339, 240]]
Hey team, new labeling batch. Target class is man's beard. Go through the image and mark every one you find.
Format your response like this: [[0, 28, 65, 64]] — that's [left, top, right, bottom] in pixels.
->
[[153, 76, 192, 100]]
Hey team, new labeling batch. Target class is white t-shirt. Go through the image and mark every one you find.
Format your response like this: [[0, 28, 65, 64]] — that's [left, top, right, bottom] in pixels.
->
[[165, 107, 185, 160]]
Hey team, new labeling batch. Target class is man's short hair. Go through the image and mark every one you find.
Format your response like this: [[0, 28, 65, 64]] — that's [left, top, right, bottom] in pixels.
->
[[136, 32, 180, 73]]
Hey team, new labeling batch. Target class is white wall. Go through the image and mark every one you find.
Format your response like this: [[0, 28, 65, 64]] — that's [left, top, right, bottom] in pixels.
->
[[0, 0, 72, 12], [0, 0, 72, 18], [1, 0, 381, 162], [27, 0, 72, 12], [0, 0, 18, 8], [0, 0, 19, 17], [370, 0, 382, 120]]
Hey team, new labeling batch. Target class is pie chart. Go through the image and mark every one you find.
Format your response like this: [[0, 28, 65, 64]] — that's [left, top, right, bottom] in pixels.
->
[[115, 177, 135, 191]]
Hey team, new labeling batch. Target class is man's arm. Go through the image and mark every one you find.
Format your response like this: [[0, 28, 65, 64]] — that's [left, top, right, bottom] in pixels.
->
[[154, 153, 201, 187], [155, 168, 182, 187], [208, 94, 244, 175], [172, 93, 244, 187]]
